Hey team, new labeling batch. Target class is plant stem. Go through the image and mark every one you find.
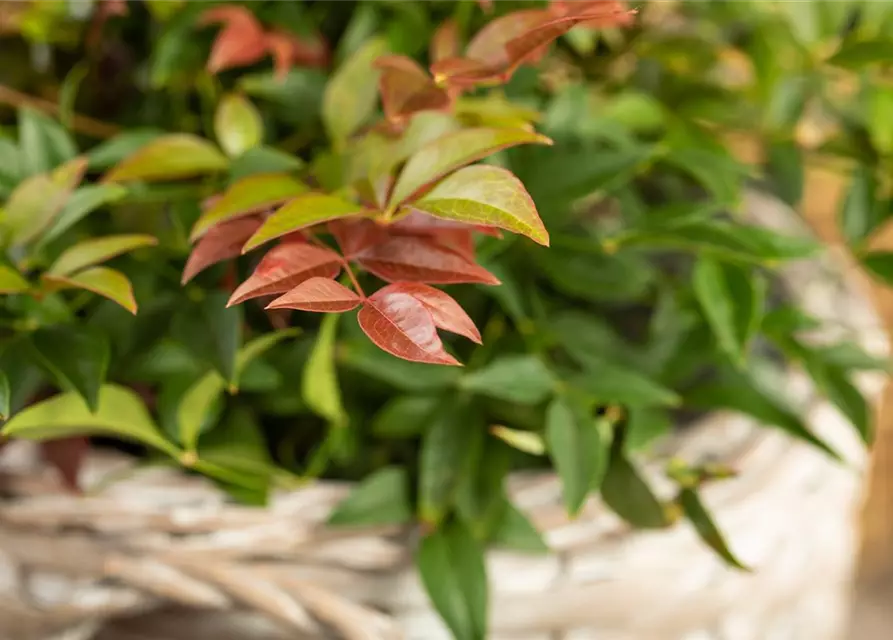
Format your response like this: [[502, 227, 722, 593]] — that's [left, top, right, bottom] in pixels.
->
[[308, 233, 366, 297], [0, 83, 120, 139]]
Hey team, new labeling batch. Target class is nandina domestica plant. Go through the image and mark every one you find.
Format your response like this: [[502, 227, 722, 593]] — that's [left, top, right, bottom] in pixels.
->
[[0, 2, 889, 638]]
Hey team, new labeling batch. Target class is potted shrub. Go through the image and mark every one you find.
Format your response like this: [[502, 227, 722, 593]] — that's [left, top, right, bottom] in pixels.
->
[[0, 2, 889, 639]]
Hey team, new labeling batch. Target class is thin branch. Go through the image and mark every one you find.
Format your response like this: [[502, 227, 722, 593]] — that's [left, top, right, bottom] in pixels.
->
[[0, 83, 120, 139], [306, 232, 366, 298]]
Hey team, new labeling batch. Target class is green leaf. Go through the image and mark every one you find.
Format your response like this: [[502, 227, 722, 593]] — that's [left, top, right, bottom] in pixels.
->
[[546, 395, 609, 516], [103, 134, 228, 183], [685, 366, 840, 458], [625, 407, 671, 452], [172, 291, 242, 385], [228, 146, 305, 181], [371, 395, 439, 439], [623, 220, 819, 263], [323, 37, 389, 147], [489, 425, 546, 456], [47, 234, 158, 277], [39, 184, 130, 246], [456, 438, 510, 539], [600, 445, 668, 529], [568, 360, 680, 408], [826, 39, 893, 69], [679, 488, 750, 571], [86, 129, 165, 170], [389, 127, 553, 208], [242, 193, 363, 252], [0, 265, 30, 294], [0, 370, 9, 420], [790, 342, 872, 443], [339, 339, 462, 391], [2, 384, 178, 457], [859, 251, 893, 286], [175, 329, 297, 451], [42, 267, 138, 314], [29, 325, 110, 412], [5, 156, 87, 247], [693, 256, 766, 364], [765, 139, 803, 207], [535, 248, 654, 304], [176, 371, 226, 451], [328, 466, 412, 527], [189, 173, 307, 241], [412, 165, 548, 245], [419, 400, 483, 526], [813, 342, 892, 373], [460, 355, 556, 404], [303, 314, 347, 428], [551, 310, 645, 370], [869, 84, 893, 156], [839, 166, 881, 247], [417, 520, 488, 640], [490, 501, 548, 553], [214, 93, 264, 158], [18, 108, 77, 176]]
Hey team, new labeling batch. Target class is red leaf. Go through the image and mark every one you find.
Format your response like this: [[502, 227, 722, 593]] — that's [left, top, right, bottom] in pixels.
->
[[431, 18, 460, 64], [380, 282, 481, 344], [227, 239, 342, 306], [264, 29, 329, 79], [182, 216, 263, 284], [329, 219, 391, 258], [476, 0, 495, 13], [199, 6, 269, 74], [40, 437, 89, 493], [266, 276, 361, 312], [430, 228, 477, 262], [358, 289, 460, 365], [392, 209, 502, 239], [374, 55, 453, 125], [356, 235, 500, 285], [430, 1, 634, 88]]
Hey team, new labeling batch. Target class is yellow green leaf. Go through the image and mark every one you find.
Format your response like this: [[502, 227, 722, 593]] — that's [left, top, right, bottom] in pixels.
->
[[413, 165, 549, 245], [214, 93, 264, 158], [102, 134, 228, 183], [303, 313, 347, 428], [388, 127, 552, 208], [189, 173, 307, 241], [42, 266, 138, 314], [489, 425, 546, 456], [1, 384, 178, 458], [47, 234, 158, 277], [323, 38, 389, 148], [0, 265, 30, 294], [5, 156, 88, 247], [242, 193, 364, 252]]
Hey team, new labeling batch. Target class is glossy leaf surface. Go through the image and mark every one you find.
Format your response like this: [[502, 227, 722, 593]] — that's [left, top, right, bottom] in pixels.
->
[[266, 276, 361, 312], [388, 127, 552, 207], [242, 194, 363, 252], [357, 236, 500, 285], [190, 173, 307, 241], [375, 282, 481, 343], [358, 286, 460, 365], [42, 267, 138, 314], [227, 240, 342, 306], [182, 216, 263, 284]]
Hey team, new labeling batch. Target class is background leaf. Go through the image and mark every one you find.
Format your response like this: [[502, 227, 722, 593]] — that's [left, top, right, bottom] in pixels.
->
[[29, 325, 110, 412], [328, 466, 412, 526]]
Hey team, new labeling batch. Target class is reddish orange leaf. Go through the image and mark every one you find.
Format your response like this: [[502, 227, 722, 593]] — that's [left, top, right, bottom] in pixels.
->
[[199, 6, 269, 74], [358, 289, 460, 366], [375, 55, 453, 125], [430, 18, 460, 64], [430, 228, 476, 262], [392, 209, 502, 239], [266, 276, 361, 312], [430, 1, 635, 88], [181, 216, 263, 284], [356, 235, 500, 285], [380, 282, 481, 344], [227, 239, 342, 306], [476, 0, 495, 13], [264, 29, 329, 79], [329, 219, 390, 258], [40, 437, 89, 493]]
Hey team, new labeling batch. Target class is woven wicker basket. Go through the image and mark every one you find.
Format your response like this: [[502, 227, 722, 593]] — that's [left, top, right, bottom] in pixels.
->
[[0, 190, 887, 640]]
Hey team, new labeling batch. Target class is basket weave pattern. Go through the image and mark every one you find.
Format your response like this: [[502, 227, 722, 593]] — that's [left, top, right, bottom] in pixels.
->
[[0, 191, 887, 640]]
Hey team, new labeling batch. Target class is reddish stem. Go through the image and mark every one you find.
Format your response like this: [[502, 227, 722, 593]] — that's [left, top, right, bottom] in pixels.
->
[[307, 233, 366, 298]]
